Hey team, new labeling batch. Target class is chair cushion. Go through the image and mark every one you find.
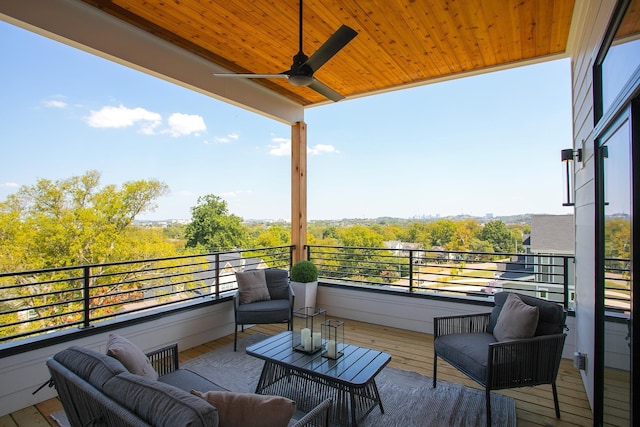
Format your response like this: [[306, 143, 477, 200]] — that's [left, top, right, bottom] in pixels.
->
[[103, 371, 218, 427], [265, 269, 290, 300], [54, 346, 127, 390], [493, 293, 539, 341], [160, 369, 228, 393], [236, 299, 291, 324], [192, 390, 295, 427], [107, 333, 159, 381], [434, 332, 497, 384], [236, 270, 271, 304], [489, 292, 566, 336]]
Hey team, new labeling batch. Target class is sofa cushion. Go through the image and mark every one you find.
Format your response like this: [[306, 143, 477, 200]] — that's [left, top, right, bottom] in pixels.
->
[[160, 369, 228, 393], [107, 334, 159, 381], [265, 269, 290, 300], [489, 292, 566, 336], [103, 371, 218, 427], [493, 293, 539, 341], [236, 299, 291, 324], [434, 332, 497, 383], [192, 390, 295, 427], [236, 270, 271, 304], [54, 346, 127, 390]]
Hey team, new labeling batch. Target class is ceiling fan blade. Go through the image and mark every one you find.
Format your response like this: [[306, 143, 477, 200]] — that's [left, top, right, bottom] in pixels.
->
[[308, 79, 345, 102], [304, 25, 357, 72], [214, 73, 289, 79]]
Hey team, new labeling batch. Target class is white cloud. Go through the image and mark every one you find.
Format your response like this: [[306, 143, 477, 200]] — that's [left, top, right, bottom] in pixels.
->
[[85, 105, 162, 134], [267, 137, 338, 156], [211, 132, 239, 143], [1, 182, 19, 188], [167, 113, 206, 137], [268, 137, 291, 156], [220, 190, 253, 198], [42, 99, 67, 109], [308, 144, 338, 155]]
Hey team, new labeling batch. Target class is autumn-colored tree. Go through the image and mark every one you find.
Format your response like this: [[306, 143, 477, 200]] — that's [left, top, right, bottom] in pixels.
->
[[0, 171, 175, 339], [0, 170, 170, 269]]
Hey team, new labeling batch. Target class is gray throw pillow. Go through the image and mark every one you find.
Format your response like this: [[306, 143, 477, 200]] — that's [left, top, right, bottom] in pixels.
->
[[493, 293, 539, 341], [106, 334, 159, 381], [236, 269, 271, 305], [265, 269, 290, 300]]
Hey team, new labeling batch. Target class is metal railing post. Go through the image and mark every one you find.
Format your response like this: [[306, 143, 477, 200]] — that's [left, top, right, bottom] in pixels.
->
[[563, 256, 569, 309], [290, 245, 295, 270], [82, 266, 91, 329], [409, 250, 414, 292], [214, 254, 220, 299]]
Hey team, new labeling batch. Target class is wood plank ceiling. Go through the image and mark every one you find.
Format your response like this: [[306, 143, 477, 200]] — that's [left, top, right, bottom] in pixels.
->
[[81, 0, 576, 107]]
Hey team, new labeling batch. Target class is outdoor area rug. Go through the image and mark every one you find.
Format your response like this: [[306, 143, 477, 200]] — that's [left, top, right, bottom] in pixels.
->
[[50, 333, 516, 426], [182, 333, 517, 427]]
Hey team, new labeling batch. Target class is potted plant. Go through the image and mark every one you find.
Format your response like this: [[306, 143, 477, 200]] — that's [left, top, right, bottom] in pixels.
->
[[290, 260, 318, 311]]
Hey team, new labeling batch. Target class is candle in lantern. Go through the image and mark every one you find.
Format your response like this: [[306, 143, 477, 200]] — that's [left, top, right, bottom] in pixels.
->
[[312, 332, 321, 350], [301, 327, 311, 343], [327, 340, 337, 358]]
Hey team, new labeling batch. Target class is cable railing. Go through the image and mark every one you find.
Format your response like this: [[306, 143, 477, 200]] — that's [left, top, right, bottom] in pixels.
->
[[0, 246, 293, 344], [1, 244, 630, 349], [307, 245, 576, 308]]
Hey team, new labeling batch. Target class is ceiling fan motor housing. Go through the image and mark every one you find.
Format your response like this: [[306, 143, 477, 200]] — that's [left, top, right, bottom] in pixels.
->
[[288, 52, 314, 86]]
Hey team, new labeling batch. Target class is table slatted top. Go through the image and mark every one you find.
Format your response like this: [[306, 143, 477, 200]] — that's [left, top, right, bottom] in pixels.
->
[[246, 331, 391, 387]]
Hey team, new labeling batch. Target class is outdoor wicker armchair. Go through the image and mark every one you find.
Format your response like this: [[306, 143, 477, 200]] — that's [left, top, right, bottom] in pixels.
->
[[433, 292, 567, 426]]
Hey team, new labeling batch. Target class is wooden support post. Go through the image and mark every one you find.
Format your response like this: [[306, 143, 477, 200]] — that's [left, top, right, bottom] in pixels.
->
[[291, 121, 307, 263]]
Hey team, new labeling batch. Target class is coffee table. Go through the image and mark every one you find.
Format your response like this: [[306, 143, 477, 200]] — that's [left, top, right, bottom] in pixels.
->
[[246, 331, 391, 427]]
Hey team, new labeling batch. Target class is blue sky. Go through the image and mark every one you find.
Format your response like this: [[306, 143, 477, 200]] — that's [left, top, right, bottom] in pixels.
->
[[0, 21, 573, 221]]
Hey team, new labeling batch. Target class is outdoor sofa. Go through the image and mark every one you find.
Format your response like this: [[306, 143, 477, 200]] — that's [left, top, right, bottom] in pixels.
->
[[46, 338, 331, 427]]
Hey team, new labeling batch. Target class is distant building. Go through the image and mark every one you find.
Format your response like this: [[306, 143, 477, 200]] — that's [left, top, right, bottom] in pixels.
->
[[493, 214, 574, 303], [383, 241, 425, 263]]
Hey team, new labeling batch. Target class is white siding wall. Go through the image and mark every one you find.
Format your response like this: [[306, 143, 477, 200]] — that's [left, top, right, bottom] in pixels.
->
[[571, 0, 618, 410]]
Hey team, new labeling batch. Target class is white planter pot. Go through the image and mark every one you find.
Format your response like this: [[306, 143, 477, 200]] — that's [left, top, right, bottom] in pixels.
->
[[290, 280, 318, 311]]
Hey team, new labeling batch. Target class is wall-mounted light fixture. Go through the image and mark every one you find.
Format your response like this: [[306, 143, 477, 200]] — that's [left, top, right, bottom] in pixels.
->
[[561, 148, 582, 206]]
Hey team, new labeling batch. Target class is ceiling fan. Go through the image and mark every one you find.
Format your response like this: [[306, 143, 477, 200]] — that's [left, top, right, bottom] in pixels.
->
[[214, 0, 357, 102]]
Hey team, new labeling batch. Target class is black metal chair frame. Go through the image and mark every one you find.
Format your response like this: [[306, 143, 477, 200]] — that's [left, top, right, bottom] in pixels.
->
[[433, 308, 566, 426]]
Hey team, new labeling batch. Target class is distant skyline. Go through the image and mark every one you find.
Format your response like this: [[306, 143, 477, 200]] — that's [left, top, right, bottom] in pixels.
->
[[0, 21, 573, 221]]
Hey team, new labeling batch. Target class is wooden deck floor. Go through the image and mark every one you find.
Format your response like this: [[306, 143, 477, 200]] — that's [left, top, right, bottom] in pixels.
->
[[1, 319, 594, 426]]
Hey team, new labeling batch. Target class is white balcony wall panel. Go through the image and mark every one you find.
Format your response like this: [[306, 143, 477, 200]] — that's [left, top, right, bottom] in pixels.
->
[[571, 0, 618, 410], [0, 302, 235, 417]]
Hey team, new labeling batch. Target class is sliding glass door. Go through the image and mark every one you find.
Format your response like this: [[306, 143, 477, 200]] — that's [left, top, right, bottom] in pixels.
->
[[594, 1, 639, 424], [597, 109, 633, 426]]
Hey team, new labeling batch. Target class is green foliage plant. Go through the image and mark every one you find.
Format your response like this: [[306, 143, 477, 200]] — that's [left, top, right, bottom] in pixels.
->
[[184, 194, 249, 251], [290, 260, 318, 283]]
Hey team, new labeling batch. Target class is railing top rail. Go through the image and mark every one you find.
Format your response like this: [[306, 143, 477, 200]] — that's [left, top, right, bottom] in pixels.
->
[[0, 245, 295, 278], [305, 244, 576, 260]]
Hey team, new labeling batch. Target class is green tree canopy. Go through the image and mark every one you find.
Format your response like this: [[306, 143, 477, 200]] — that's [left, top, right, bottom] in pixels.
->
[[254, 225, 290, 247], [184, 194, 249, 251], [426, 219, 456, 247], [0, 170, 170, 268], [338, 225, 385, 247], [480, 220, 513, 253]]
